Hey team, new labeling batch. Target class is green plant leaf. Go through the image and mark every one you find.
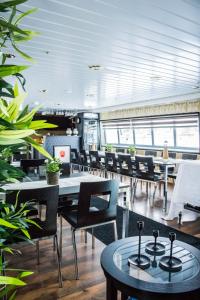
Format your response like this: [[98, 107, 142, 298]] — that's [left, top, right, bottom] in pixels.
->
[[24, 136, 52, 160], [19, 271, 33, 278], [29, 120, 57, 130], [11, 42, 34, 62], [0, 19, 28, 35], [0, 65, 28, 77], [14, 8, 38, 24], [0, 129, 35, 139], [0, 275, 26, 286], [0, 137, 24, 145], [0, 218, 18, 229], [0, 0, 28, 11]]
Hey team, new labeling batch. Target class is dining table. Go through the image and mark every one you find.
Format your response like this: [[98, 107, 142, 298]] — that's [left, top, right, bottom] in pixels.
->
[[1, 172, 130, 238]]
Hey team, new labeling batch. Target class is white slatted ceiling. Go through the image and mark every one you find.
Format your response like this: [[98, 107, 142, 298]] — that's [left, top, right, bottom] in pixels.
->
[[12, 0, 200, 110]]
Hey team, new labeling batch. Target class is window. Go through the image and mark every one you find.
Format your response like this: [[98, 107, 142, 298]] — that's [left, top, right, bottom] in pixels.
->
[[134, 128, 152, 146], [176, 127, 199, 149], [101, 113, 199, 151], [104, 129, 118, 144], [154, 127, 174, 147], [119, 128, 134, 144]]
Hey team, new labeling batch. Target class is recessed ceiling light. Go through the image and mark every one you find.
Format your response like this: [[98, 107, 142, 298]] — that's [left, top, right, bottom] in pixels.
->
[[39, 89, 47, 93], [192, 85, 200, 89], [88, 65, 103, 71], [150, 75, 162, 80]]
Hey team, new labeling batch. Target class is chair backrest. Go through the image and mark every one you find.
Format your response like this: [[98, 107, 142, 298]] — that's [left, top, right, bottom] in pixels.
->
[[89, 151, 101, 168], [135, 155, 154, 178], [116, 148, 125, 153], [118, 154, 133, 176], [71, 149, 81, 164], [105, 152, 118, 173], [182, 153, 197, 160], [6, 186, 59, 234], [80, 150, 88, 166], [145, 150, 157, 157], [20, 159, 45, 174], [77, 180, 118, 226], [169, 152, 176, 159]]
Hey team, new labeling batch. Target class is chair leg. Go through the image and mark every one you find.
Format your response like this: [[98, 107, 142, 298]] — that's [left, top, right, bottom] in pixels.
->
[[84, 230, 87, 243], [92, 228, 95, 249], [59, 215, 63, 259], [36, 240, 40, 265], [72, 228, 79, 280], [113, 221, 118, 241], [54, 234, 63, 288]]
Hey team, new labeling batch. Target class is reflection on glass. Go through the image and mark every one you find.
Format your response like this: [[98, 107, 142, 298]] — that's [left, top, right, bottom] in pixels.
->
[[135, 128, 152, 145], [119, 128, 133, 144], [154, 128, 174, 147], [105, 129, 118, 144], [176, 127, 199, 149]]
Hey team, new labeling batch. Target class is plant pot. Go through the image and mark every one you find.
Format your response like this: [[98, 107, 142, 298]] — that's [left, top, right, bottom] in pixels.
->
[[46, 171, 60, 185]]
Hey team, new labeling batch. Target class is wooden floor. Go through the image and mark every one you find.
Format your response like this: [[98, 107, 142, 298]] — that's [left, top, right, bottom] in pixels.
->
[[10, 179, 200, 300]]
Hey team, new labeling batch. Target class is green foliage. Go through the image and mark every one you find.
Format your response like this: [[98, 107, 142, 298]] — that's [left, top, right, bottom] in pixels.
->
[[46, 158, 62, 173], [0, 146, 13, 162], [128, 145, 136, 155], [0, 160, 25, 182], [0, 0, 38, 94], [0, 86, 57, 159], [105, 144, 113, 152], [0, 194, 38, 299]]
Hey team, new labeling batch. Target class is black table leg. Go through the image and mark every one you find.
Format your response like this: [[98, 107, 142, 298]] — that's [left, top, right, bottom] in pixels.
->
[[121, 292, 129, 300], [106, 278, 117, 300]]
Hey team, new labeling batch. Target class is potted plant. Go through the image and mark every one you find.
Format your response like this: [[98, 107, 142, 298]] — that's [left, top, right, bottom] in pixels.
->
[[46, 158, 62, 185], [105, 144, 113, 152], [128, 145, 136, 156]]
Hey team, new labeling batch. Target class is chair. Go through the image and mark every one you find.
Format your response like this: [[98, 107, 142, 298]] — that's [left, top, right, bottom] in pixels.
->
[[134, 156, 162, 204], [145, 150, 157, 157], [168, 152, 176, 159], [89, 150, 105, 175], [20, 159, 45, 177], [71, 148, 81, 172], [80, 149, 90, 171], [182, 153, 197, 160], [118, 154, 135, 203], [6, 186, 62, 287], [59, 180, 119, 279], [105, 152, 118, 178]]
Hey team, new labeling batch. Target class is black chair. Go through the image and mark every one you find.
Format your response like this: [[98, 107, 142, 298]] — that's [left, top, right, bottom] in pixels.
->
[[134, 156, 162, 203], [20, 159, 45, 177], [145, 150, 157, 157], [6, 186, 62, 287], [168, 152, 176, 159], [71, 148, 81, 172], [89, 150, 105, 175], [80, 150, 90, 171], [118, 154, 135, 203], [105, 152, 119, 177], [59, 180, 119, 279], [182, 153, 197, 160]]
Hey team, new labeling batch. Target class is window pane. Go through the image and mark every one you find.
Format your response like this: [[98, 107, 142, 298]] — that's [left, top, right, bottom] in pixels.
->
[[119, 128, 133, 144], [105, 129, 118, 144], [135, 128, 152, 145], [154, 128, 174, 147], [176, 127, 199, 149]]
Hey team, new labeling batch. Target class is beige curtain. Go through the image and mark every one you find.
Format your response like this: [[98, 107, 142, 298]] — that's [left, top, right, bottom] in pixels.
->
[[100, 100, 200, 120]]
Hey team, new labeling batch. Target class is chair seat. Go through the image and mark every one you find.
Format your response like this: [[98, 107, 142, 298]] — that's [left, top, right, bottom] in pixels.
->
[[28, 218, 57, 239], [136, 172, 162, 182], [61, 206, 116, 228]]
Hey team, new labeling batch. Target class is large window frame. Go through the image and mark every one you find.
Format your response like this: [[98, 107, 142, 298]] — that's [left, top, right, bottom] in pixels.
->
[[100, 113, 200, 152]]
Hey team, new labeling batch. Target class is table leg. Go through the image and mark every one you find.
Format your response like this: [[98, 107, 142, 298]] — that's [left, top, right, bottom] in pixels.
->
[[121, 292, 129, 300], [163, 165, 168, 213], [122, 207, 129, 238], [106, 278, 117, 300]]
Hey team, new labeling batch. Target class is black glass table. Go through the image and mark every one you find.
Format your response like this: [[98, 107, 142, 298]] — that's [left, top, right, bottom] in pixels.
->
[[101, 236, 200, 300]]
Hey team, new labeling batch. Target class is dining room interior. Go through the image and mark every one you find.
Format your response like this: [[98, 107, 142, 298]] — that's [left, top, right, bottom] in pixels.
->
[[1, 0, 200, 299]]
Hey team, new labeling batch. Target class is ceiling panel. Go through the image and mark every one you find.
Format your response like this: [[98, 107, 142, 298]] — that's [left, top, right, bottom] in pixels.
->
[[10, 0, 200, 110]]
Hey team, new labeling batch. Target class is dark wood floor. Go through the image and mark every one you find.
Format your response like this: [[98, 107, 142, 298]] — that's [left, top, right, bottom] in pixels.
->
[[10, 179, 200, 300]]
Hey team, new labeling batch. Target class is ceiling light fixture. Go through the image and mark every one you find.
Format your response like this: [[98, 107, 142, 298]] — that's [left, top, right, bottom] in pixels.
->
[[88, 64, 103, 71]]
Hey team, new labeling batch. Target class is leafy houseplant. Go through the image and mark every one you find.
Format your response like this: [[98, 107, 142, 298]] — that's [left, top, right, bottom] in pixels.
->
[[105, 144, 113, 152], [0, 0, 57, 298], [128, 145, 136, 156], [46, 158, 62, 185]]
